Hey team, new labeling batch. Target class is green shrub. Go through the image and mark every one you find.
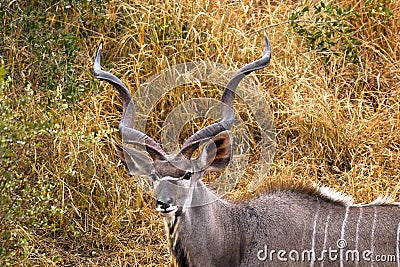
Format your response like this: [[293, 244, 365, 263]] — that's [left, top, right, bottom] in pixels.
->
[[289, 1, 394, 64]]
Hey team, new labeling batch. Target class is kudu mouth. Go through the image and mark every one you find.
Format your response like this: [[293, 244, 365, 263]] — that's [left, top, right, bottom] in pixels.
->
[[155, 196, 182, 216], [156, 205, 182, 216]]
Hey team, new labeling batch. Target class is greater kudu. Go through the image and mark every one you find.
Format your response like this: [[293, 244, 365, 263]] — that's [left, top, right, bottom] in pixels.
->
[[93, 36, 400, 266]]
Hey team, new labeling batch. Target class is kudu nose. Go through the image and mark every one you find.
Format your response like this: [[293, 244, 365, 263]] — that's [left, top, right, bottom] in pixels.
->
[[156, 197, 173, 211]]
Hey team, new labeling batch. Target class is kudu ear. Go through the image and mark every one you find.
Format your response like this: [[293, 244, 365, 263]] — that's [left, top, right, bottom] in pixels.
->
[[198, 131, 232, 171], [111, 139, 126, 161], [111, 139, 154, 175]]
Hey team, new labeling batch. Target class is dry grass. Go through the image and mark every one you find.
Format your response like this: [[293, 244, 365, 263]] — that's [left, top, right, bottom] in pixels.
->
[[1, 0, 399, 265]]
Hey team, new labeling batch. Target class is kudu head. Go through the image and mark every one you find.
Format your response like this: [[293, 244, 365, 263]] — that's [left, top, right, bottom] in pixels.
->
[[93, 36, 271, 217]]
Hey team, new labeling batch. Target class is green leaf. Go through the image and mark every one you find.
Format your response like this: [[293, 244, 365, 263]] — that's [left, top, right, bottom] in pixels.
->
[[0, 60, 6, 83]]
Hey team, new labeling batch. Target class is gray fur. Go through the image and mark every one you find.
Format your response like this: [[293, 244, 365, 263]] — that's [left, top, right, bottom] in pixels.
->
[[167, 184, 400, 266], [93, 37, 400, 267]]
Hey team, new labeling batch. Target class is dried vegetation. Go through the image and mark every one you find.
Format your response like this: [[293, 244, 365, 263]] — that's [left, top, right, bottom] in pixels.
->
[[0, 0, 399, 265]]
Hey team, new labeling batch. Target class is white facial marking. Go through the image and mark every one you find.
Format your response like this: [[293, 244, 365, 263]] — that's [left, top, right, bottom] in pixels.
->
[[159, 177, 180, 181], [156, 205, 179, 214], [163, 214, 176, 228]]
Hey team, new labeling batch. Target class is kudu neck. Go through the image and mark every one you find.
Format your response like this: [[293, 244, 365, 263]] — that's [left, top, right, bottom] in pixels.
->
[[188, 180, 225, 208]]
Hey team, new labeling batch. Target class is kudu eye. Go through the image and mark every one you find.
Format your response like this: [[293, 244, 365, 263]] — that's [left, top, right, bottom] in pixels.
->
[[182, 172, 192, 180], [149, 172, 159, 181]]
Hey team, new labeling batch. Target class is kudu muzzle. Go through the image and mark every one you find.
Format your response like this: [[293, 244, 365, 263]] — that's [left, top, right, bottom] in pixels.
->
[[154, 178, 191, 216]]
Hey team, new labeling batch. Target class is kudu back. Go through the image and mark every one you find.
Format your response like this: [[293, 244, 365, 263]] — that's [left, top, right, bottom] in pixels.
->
[[93, 37, 400, 266]]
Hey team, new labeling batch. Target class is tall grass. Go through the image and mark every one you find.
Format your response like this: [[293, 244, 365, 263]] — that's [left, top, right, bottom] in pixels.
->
[[1, 0, 399, 265]]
